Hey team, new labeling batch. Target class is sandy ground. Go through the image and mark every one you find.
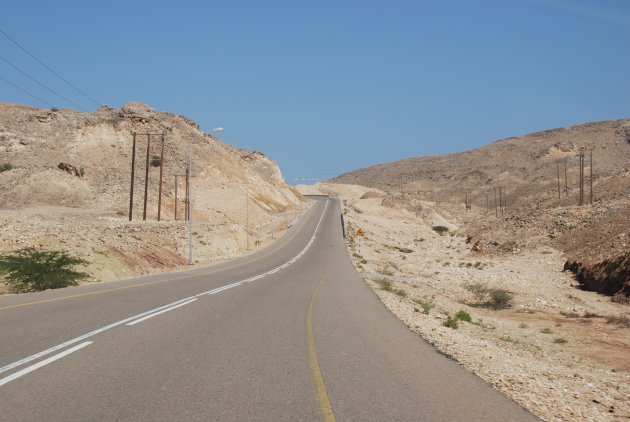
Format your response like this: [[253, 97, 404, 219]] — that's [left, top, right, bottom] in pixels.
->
[[298, 183, 630, 422]]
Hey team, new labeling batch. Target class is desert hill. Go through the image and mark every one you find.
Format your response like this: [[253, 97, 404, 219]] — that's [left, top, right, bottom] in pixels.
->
[[0, 102, 305, 285], [331, 119, 630, 301]]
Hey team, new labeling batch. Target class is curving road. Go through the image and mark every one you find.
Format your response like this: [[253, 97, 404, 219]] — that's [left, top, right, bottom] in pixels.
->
[[0, 197, 538, 421]]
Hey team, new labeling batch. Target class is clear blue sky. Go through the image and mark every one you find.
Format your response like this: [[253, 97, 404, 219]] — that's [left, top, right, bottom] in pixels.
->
[[2, 0, 629, 183]]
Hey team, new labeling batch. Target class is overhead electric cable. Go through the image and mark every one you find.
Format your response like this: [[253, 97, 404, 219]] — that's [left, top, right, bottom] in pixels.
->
[[0, 75, 54, 107], [0, 54, 87, 111], [0, 29, 102, 107]]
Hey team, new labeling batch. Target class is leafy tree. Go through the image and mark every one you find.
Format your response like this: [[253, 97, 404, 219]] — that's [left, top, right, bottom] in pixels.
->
[[0, 248, 90, 293]]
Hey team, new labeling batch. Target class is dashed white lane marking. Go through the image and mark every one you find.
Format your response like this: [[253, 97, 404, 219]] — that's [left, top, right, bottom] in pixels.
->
[[0, 296, 201, 376], [0, 341, 93, 387], [126, 298, 198, 326], [0, 200, 329, 384]]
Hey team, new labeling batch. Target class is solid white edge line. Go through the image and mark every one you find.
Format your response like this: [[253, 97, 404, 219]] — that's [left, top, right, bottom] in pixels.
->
[[126, 298, 198, 326], [0, 199, 331, 378], [0, 341, 93, 387]]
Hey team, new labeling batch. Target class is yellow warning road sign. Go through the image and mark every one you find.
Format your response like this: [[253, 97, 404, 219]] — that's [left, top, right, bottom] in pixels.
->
[[356, 228, 364, 237]]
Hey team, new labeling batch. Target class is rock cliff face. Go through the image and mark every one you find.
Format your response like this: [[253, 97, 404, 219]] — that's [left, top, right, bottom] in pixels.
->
[[0, 102, 305, 285]]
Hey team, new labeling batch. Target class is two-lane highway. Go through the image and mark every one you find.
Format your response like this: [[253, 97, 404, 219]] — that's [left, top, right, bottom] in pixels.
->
[[0, 197, 538, 421]]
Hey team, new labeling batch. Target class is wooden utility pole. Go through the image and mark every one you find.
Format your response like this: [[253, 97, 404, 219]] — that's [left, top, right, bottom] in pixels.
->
[[174, 175, 178, 220], [589, 147, 594, 204], [579, 148, 584, 205], [556, 161, 561, 199], [157, 134, 165, 221], [564, 157, 569, 197], [129, 132, 137, 221], [142, 134, 151, 220], [185, 168, 190, 221]]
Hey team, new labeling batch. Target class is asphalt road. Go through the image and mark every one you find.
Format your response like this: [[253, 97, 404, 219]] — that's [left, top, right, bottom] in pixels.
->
[[0, 197, 538, 421]]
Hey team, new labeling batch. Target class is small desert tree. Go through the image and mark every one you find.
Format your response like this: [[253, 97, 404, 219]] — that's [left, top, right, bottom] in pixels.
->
[[0, 248, 90, 293]]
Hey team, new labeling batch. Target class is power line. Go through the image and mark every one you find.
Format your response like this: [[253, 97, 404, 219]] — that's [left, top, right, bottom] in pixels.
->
[[0, 54, 87, 111], [0, 74, 54, 107], [0, 29, 102, 107]]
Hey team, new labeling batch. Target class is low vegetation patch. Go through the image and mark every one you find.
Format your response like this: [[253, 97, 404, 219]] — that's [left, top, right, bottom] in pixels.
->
[[443, 315, 459, 329], [394, 246, 413, 253], [375, 278, 393, 292], [553, 337, 568, 344], [455, 310, 472, 322], [432, 225, 449, 235], [0, 247, 90, 293], [606, 314, 630, 328], [0, 163, 13, 173], [413, 297, 434, 314], [540, 327, 553, 334], [464, 282, 514, 310], [395, 288, 407, 298]]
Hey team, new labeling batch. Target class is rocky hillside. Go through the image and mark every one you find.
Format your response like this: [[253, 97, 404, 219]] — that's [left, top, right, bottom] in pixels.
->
[[332, 119, 630, 302], [0, 102, 305, 285]]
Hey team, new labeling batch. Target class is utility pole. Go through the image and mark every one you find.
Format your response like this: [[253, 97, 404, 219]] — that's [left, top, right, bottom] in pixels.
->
[[174, 175, 178, 220], [129, 132, 137, 221], [187, 140, 193, 265], [556, 161, 561, 199], [246, 186, 250, 250], [494, 188, 498, 218], [564, 157, 569, 197], [157, 133, 165, 221], [143, 134, 151, 221], [185, 168, 190, 221], [579, 147, 584, 205], [589, 147, 594, 205]]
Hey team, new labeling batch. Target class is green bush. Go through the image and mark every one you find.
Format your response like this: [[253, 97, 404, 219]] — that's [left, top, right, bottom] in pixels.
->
[[455, 310, 472, 322], [488, 289, 513, 310], [0, 248, 90, 293], [464, 283, 514, 310], [443, 315, 459, 329], [0, 163, 13, 173], [414, 297, 434, 314]]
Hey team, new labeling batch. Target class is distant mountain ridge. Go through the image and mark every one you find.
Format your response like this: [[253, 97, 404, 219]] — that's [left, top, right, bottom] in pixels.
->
[[331, 118, 630, 302], [332, 119, 630, 206]]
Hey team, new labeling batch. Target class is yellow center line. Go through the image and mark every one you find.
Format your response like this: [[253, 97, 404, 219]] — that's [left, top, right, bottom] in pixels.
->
[[306, 273, 336, 422], [0, 203, 321, 311]]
